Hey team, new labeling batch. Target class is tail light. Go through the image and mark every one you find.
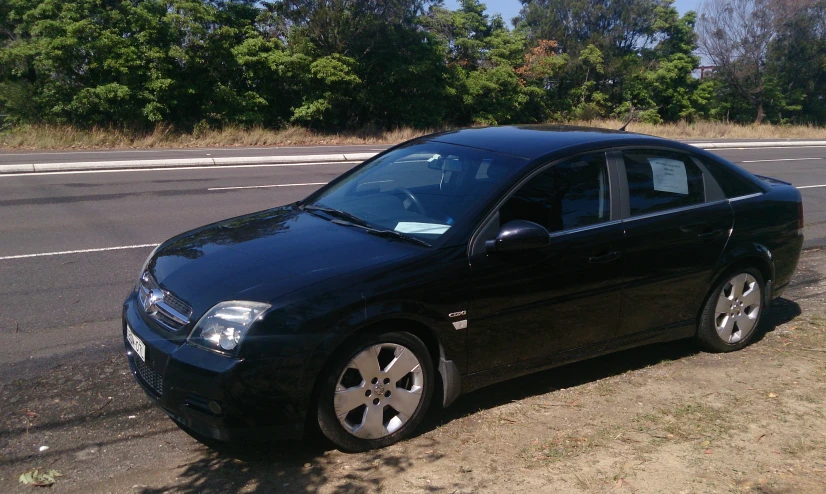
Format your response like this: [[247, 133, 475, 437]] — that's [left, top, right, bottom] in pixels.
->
[[798, 202, 804, 234]]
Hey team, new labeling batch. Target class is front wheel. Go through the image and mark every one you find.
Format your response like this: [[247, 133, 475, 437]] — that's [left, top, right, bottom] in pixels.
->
[[697, 268, 765, 352], [316, 331, 435, 452]]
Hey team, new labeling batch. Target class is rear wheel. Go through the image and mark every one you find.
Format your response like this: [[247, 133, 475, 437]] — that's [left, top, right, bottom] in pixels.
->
[[316, 331, 434, 452], [697, 268, 765, 352]]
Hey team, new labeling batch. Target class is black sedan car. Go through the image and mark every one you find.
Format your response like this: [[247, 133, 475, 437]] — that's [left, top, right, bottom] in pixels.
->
[[123, 126, 803, 451]]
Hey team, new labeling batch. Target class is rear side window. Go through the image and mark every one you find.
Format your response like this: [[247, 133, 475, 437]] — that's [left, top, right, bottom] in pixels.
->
[[696, 157, 763, 198], [499, 153, 610, 233], [622, 150, 705, 216]]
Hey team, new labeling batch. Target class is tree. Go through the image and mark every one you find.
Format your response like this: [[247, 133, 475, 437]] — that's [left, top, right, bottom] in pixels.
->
[[269, 0, 436, 56], [635, 7, 702, 122], [765, 0, 826, 124], [423, 0, 542, 125], [697, 0, 802, 124], [0, 0, 823, 130], [516, 0, 699, 122], [517, 0, 667, 55], [0, 0, 268, 128]]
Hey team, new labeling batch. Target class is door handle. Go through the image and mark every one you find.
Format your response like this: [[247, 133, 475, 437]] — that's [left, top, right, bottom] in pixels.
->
[[589, 251, 621, 264], [697, 228, 723, 240]]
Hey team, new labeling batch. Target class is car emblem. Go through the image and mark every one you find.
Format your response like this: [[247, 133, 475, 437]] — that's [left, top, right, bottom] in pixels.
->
[[143, 288, 165, 314]]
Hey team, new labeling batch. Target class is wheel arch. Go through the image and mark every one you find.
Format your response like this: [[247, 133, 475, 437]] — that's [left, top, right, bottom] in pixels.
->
[[711, 242, 775, 300], [698, 243, 775, 328], [303, 312, 462, 433]]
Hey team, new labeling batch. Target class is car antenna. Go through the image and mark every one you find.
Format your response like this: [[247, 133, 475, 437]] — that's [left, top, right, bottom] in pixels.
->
[[618, 106, 637, 131]]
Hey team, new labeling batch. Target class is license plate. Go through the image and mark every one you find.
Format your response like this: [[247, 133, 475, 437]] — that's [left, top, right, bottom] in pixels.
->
[[126, 325, 146, 362]]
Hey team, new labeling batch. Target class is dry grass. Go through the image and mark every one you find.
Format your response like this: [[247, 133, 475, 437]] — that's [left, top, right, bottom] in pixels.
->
[[1, 120, 824, 151], [580, 119, 826, 140], [0, 124, 437, 151], [634, 401, 739, 442]]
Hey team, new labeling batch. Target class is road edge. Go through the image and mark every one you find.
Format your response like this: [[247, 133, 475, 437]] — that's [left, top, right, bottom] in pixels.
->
[[1, 141, 825, 174]]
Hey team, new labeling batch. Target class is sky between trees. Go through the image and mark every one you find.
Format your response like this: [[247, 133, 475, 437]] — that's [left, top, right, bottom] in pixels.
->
[[446, 0, 702, 26]]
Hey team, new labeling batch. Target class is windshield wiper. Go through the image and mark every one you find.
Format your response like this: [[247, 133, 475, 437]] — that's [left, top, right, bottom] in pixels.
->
[[330, 219, 431, 248], [302, 204, 431, 247], [302, 204, 370, 227]]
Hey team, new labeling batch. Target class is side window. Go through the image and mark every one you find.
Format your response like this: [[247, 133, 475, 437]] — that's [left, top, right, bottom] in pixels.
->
[[499, 153, 610, 233], [622, 150, 705, 216], [696, 157, 763, 198]]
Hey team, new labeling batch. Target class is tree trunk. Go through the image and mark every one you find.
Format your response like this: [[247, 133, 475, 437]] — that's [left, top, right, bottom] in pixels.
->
[[754, 101, 766, 124]]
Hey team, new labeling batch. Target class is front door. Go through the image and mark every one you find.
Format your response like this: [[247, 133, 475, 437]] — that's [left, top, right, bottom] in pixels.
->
[[467, 152, 624, 373]]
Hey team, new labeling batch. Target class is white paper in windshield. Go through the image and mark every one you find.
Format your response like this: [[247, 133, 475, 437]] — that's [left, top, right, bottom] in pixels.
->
[[648, 158, 689, 195], [395, 222, 451, 235]]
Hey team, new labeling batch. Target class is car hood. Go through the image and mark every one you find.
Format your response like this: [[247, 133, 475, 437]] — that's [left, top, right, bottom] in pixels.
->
[[148, 205, 417, 313]]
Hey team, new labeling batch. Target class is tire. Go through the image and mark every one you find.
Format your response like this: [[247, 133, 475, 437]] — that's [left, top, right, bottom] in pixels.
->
[[316, 331, 435, 452], [697, 267, 765, 352]]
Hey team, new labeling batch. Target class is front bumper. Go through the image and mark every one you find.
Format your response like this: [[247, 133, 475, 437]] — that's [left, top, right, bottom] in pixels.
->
[[122, 293, 309, 442]]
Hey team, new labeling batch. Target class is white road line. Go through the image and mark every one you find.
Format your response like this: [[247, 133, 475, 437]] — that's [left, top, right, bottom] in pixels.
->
[[710, 146, 826, 150], [3, 182, 823, 259], [741, 158, 824, 163], [0, 161, 360, 178], [209, 182, 328, 191], [0, 243, 159, 261]]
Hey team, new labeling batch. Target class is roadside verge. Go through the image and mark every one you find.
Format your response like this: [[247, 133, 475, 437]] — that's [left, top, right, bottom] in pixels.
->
[[0, 152, 377, 174]]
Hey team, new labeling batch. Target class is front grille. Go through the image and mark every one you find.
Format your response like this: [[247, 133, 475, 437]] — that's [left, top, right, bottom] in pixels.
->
[[162, 295, 191, 318], [155, 311, 183, 329], [134, 358, 163, 396], [138, 272, 193, 331]]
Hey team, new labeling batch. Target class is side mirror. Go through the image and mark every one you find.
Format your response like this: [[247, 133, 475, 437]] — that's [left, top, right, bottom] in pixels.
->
[[485, 220, 550, 254]]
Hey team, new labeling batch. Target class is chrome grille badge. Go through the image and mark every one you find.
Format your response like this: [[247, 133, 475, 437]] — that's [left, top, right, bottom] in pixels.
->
[[138, 272, 192, 330]]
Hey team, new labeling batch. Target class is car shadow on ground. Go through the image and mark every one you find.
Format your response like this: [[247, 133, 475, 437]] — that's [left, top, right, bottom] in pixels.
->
[[434, 296, 801, 427], [138, 298, 801, 494]]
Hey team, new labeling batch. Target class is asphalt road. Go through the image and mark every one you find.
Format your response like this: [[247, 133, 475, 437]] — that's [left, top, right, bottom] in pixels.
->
[[0, 143, 824, 382], [0, 137, 821, 165]]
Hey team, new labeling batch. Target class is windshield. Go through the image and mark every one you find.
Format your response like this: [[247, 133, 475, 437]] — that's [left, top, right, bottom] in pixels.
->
[[306, 142, 525, 242]]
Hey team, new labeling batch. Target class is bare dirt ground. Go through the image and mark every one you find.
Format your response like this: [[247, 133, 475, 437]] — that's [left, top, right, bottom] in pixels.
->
[[1, 250, 825, 493]]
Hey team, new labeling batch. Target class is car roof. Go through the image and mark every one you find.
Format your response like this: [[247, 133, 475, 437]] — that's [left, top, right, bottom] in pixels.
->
[[424, 125, 674, 160]]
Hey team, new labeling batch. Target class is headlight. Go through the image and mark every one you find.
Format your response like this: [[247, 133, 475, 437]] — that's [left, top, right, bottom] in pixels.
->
[[187, 301, 270, 354]]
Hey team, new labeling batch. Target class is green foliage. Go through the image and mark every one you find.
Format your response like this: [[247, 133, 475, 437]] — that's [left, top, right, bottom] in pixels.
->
[[763, 0, 826, 124], [292, 55, 360, 128], [464, 67, 525, 125], [0, 0, 823, 129]]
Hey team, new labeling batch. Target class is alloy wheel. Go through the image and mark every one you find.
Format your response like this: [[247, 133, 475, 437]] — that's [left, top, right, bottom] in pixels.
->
[[714, 273, 761, 343], [333, 343, 424, 439]]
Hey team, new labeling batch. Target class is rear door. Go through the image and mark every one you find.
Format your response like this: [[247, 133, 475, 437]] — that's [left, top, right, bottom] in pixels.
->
[[614, 148, 734, 338]]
